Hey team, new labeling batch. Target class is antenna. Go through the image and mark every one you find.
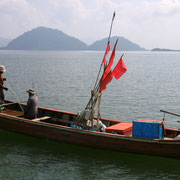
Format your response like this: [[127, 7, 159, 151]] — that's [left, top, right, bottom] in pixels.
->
[[32, 82, 35, 90]]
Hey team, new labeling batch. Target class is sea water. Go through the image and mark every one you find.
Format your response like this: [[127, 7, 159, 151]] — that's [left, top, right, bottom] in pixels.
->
[[0, 50, 180, 179]]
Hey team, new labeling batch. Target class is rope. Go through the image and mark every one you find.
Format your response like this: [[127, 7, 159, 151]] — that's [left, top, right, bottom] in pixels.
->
[[97, 92, 102, 119], [96, 92, 102, 131], [6, 81, 24, 112]]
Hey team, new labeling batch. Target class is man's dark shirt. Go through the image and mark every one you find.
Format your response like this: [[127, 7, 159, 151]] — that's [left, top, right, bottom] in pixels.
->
[[24, 95, 38, 119]]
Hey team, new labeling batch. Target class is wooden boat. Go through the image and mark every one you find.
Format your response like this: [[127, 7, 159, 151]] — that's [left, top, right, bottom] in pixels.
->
[[0, 101, 180, 157]]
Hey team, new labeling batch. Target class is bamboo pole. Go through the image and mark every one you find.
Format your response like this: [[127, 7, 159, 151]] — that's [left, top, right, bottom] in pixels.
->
[[93, 11, 116, 91]]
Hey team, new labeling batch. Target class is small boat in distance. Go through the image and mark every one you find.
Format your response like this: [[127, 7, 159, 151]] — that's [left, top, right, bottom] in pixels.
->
[[0, 101, 180, 158]]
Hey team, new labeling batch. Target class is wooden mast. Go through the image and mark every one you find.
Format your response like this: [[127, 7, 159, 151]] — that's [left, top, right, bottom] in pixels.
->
[[76, 12, 116, 130]]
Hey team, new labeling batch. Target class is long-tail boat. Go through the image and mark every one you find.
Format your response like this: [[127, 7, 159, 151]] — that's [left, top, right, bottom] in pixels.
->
[[0, 102, 180, 157]]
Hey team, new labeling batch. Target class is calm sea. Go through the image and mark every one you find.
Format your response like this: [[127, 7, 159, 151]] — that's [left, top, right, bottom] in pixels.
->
[[0, 50, 180, 179]]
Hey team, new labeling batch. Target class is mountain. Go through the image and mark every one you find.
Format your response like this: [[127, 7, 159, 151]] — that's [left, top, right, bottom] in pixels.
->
[[4, 27, 87, 50], [0, 37, 12, 47], [2, 26, 146, 51], [89, 36, 146, 51]]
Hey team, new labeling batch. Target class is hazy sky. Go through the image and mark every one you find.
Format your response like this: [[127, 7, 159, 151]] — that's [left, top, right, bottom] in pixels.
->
[[0, 0, 180, 49]]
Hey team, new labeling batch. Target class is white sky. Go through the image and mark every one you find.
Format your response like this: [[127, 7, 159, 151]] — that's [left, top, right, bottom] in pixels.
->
[[0, 0, 180, 50]]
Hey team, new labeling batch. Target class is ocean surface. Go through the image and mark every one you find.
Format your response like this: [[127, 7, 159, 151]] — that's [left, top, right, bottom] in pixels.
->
[[0, 50, 180, 179]]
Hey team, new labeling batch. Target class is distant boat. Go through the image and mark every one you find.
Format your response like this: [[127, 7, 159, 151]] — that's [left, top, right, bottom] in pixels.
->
[[0, 101, 180, 158]]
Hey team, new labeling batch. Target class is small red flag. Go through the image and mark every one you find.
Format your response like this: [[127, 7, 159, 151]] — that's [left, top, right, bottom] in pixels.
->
[[105, 39, 118, 74], [112, 57, 127, 79], [101, 39, 118, 83], [100, 71, 113, 91], [102, 42, 110, 64]]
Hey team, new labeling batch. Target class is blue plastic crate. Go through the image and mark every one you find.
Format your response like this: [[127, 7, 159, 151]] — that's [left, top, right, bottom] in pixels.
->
[[133, 120, 164, 139]]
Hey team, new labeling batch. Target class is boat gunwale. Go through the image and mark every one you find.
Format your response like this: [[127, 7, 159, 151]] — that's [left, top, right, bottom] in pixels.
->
[[1, 110, 180, 145], [37, 105, 127, 123], [2, 102, 127, 124]]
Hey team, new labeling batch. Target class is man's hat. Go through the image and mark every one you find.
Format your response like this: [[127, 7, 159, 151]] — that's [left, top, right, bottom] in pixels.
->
[[26, 89, 35, 94], [0, 65, 6, 72]]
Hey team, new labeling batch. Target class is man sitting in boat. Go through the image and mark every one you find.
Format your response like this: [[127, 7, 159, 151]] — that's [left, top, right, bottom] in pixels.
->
[[24, 89, 38, 119], [0, 65, 8, 104]]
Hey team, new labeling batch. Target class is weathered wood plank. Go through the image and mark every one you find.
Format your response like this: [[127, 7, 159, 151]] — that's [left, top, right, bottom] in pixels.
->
[[32, 116, 51, 121]]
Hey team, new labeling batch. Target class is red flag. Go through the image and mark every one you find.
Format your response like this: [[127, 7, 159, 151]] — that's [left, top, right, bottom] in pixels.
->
[[105, 39, 118, 74], [101, 39, 118, 82], [102, 42, 110, 64], [100, 71, 113, 91], [112, 57, 127, 79]]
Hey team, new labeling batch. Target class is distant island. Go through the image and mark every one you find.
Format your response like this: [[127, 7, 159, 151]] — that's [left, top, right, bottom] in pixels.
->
[[0, 26, 146, 51], [151, 48, 180, 52]]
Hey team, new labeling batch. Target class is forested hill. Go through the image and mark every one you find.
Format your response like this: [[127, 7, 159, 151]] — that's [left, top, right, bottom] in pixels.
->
[[4, 27, 87, 50], [2, 27, 146, 51], [89, 36, 146, 51]]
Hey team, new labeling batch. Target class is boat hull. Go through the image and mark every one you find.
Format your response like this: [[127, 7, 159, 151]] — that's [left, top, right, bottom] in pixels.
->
[[1, 111, 180, 157]]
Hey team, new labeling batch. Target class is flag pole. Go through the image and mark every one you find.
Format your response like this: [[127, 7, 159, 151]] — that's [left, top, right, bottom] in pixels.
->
[[107, 11, 116, 45], [93, 11, 116, 91], [79, 12, 123, 130], [85, 12, 116, 109]]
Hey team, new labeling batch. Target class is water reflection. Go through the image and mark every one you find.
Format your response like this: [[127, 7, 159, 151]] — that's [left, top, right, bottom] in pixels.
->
[[0, 129, 180, 180]]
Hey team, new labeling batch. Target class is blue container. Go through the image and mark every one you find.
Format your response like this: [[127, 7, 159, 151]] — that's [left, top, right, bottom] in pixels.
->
[[133, 120, 164, 139]]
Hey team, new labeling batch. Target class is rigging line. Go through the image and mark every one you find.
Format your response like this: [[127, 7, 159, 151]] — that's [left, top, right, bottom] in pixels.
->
[[85, 69, 104, 109], [4, 71, 23, 103], [6, 81, 21, 101], [6, 81, 24, 112]]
